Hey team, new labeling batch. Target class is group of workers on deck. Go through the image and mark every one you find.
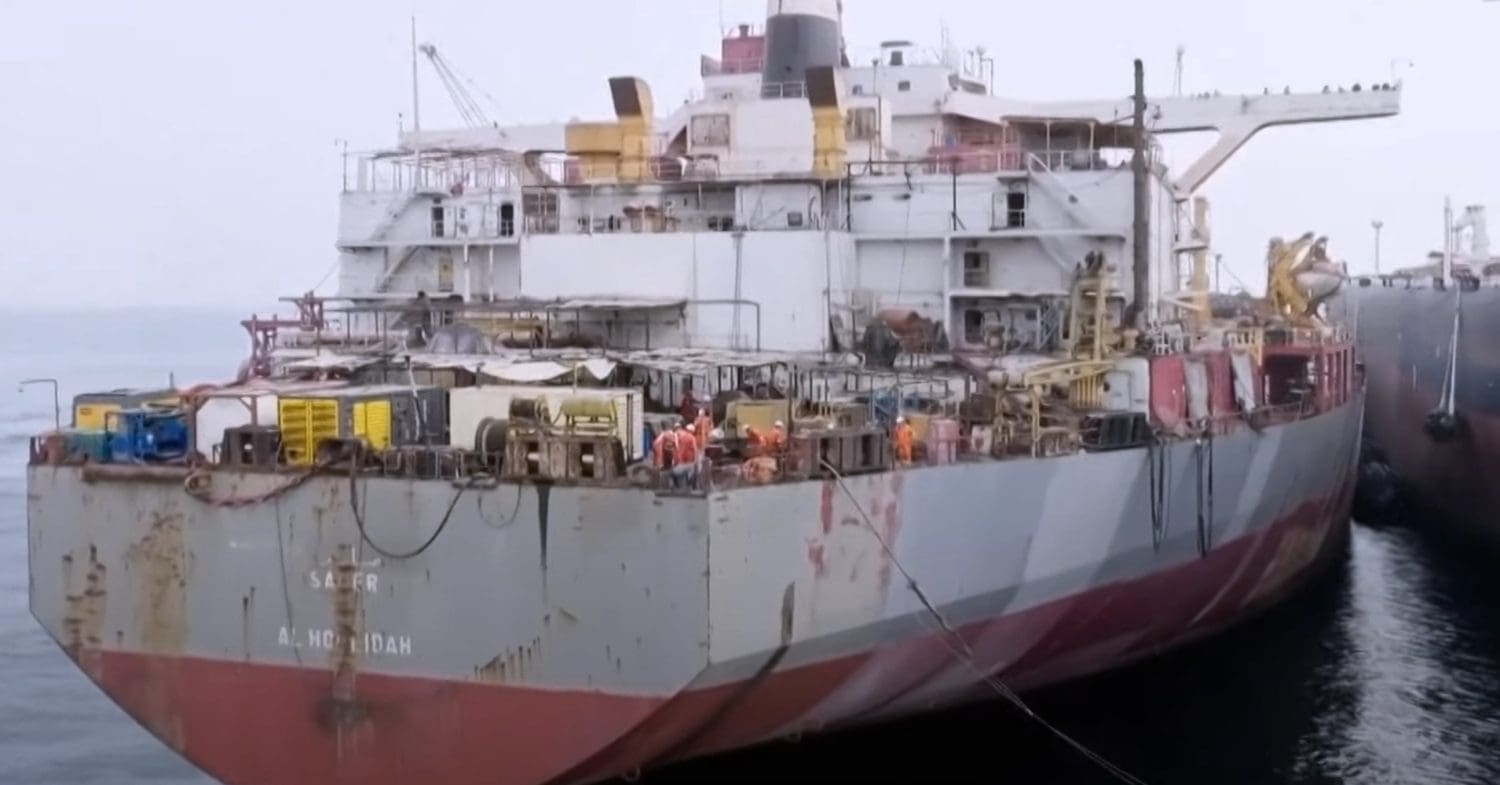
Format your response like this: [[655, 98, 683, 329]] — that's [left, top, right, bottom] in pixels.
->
[[651, 402, 919, 488]]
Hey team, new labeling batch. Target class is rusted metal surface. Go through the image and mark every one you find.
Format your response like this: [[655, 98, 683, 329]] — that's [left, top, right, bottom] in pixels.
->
[[81, 464, 191, 484], [60, 545, 107, 679], [475, 635, 543, 683], [126, 512, 190, 654]]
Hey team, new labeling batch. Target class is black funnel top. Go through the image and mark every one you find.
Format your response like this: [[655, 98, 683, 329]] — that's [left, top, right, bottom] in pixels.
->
[[760, 0, 843, 99]]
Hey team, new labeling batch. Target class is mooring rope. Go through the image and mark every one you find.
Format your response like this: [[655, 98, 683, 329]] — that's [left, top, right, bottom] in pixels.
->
[[820, 459, 1153, 785]]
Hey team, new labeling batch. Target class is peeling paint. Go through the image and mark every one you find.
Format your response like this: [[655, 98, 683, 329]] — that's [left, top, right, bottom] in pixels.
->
[[61, 546, 107, 679], [319, 544, 372, 738], [126, 514, 188, 654], [241, 587, 256, 662], [330, 544, 361, 698], [475, 637, 542, 684], [805, 540, 827, 578]]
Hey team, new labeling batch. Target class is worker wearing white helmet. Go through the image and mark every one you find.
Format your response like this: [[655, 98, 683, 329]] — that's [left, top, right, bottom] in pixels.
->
[[768, 419, 787, 453]]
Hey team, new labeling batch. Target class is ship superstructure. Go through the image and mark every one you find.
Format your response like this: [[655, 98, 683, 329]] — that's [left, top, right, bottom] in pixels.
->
[[28, 3, 1400, 784]]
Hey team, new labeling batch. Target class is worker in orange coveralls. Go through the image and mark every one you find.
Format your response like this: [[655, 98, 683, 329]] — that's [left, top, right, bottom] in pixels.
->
[[765, 420, 787, 454], [674, 423, 699, 490], [893, 416, 914, 466], [652, 426, 677, 474], [694, 409, 714, 444], [742, 424, 765, 457]]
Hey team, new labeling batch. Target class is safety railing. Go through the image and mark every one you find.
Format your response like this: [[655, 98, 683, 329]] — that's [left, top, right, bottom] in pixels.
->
[[760, 81, 807, 100], [556, 156, 723, 185], [1223, 327, 1265, 364], [351, 154, 524, 194], [703, 56, 764, 76]]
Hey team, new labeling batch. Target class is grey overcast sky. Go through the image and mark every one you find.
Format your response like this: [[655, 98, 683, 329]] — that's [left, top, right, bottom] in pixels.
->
[[0, 0, 1495, 311]]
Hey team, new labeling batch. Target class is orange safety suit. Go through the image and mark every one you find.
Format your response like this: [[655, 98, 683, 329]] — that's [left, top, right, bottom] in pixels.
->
[[766, 425, 787, 455], [893, 422, 914, 465], [652, 430, 677, 469], [694, 412, 714, 443], [675, 429, 699, 464], [744, 426, 765, 456]]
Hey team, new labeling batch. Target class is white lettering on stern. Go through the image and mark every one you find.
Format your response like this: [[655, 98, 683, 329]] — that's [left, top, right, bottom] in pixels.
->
[[307, 569, 379, 593], [275, 626, 413, 658]]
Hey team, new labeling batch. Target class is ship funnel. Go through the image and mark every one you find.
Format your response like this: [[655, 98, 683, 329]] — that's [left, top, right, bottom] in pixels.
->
[[761, 0, 844, 99]]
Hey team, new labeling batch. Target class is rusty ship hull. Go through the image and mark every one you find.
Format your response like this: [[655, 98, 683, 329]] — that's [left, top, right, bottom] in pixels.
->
[[1348, 282, 1500, 545], [29, 395, 1360, 785]]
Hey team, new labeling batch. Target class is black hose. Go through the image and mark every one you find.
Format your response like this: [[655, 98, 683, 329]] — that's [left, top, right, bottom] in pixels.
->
[[348, 461, 467, 560]]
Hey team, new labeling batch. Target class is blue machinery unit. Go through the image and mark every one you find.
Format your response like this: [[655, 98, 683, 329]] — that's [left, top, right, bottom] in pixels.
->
[[104, 408, 189, 463]]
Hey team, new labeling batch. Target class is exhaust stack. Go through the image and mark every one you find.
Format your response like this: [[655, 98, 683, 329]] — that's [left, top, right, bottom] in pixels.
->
[[761, 0, 844, 98]]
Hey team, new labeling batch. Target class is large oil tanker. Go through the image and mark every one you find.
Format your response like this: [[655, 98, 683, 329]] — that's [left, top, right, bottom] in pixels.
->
[[1345, 200, 1500, 546], [27, 3, 1400, 783]]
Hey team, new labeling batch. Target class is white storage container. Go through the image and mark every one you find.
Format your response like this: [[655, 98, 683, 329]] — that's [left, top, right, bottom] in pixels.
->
[[448, 385, 647, 460]]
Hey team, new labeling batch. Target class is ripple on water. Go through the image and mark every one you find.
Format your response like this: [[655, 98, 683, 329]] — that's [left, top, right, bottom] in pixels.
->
[[1291, 527, 1500, 785]]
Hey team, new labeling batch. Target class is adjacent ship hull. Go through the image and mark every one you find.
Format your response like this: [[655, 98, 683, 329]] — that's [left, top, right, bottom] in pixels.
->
[[28, 397, 1361, 785], [1348, 282, 1500, 546]]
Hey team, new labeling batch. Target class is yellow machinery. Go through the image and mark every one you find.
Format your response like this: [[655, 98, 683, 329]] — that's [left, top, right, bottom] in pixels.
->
[[278, 397, 390, 466], [1265, 232, 1331, 328], [727, 399, 792, 438], [992, 251, 1123, 456], [1065, 250, 1122, 362], [1188, 196, 1213, 333], [276, 385, 443, 466]]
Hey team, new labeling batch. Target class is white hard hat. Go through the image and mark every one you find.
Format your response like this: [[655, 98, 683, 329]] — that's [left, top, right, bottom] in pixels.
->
[[896, 416, 907, 424], [686, 424, 695, 432], [775, 420, 785, 428]]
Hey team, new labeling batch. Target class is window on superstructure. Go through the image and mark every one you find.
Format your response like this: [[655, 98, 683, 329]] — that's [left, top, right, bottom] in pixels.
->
[[846, 108, 879, 141], [898, 80, 912, 92], [499, 203, 515, 237], [963, 251, 991, 288], [431, 205, 446, 238], [1006, 191, 1027, 228], [690, 114, 732, 148]]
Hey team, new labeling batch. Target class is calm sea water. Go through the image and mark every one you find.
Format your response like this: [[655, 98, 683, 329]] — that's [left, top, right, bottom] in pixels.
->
[[2, 308, 1498, 785]]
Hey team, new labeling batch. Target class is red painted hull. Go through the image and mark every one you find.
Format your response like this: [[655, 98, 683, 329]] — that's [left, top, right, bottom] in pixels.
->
[[74, 487, 1352, 785]]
